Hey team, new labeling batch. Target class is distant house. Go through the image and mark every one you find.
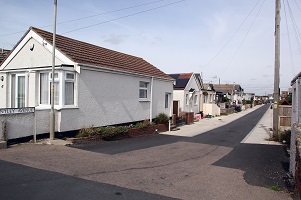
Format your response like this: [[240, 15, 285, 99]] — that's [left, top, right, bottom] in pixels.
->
[[213, 84, 244, 104], [202, 83, 220, 116], [169, 73, 202, 115], [0, 27, 174, 140], [242, 93, 255, 101], [169, 73, 220, 116], [0, 49, 10, 63]]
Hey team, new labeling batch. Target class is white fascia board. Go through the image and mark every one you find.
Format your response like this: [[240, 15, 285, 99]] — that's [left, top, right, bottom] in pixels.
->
[[31, 31, 74, 65], [0, 30, 75, 70]]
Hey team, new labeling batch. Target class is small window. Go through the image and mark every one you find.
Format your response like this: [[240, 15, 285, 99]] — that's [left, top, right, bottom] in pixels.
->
[[139, 81, 148, 99], [185, 94, 189, 105], [165, 93, 170, 108], [194, 95, 198, 105]]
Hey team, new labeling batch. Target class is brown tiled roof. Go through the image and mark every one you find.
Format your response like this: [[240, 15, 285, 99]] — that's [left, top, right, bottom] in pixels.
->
[[30, 27, 172, 80], [0, 49, 10, 64], [213, 84, 242, 93]]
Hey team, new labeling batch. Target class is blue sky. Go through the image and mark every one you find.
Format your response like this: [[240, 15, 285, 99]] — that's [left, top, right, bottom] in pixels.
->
[[1, 0, 301, 95]]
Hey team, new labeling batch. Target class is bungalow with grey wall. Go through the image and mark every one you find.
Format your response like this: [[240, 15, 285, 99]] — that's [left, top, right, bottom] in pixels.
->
[[0, 27, 174, 140]]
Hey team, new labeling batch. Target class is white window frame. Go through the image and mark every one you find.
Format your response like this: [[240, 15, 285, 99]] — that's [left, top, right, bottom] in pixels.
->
[[139, 81, 149, 100], [64, 72, 75, 106], [185, 94, 189, 105], [194, 94, 198, 105], [165, 93, 171, 108], [38, 70, 76, 109], [10, 73, 28, 108]]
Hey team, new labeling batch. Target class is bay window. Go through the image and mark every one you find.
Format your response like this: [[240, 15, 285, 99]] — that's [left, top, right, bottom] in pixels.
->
[[39, 71, 75, 107]]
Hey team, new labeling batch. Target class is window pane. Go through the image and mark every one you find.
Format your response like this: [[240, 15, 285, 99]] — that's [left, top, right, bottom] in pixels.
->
[[165, 93, 169, 108], [50, 82, 60, 105], [40, 73, 49, 104], [54, 82, 60, 105], [11, 74, 15, 107], [66, 73, 74, 79], [139, 82, 147, 88], [17, 76, 25, 108], [139, 89, 147, 98], [65, 82, 74, 105]]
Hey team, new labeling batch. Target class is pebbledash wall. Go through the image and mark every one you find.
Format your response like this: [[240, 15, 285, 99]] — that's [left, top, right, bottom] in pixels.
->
[[59, 68, 173, 132]]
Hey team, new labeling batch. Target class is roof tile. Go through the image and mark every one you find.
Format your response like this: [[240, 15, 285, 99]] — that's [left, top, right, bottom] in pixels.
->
[[31, 27, 172, 80]]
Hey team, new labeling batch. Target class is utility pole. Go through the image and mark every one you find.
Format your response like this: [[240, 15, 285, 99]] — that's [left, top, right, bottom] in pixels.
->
[[273, 0, 280, 137], [50, 0, 57, 140]]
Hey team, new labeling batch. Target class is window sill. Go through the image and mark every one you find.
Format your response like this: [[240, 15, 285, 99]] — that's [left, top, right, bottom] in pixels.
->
[[139, 99, 150, 102], [36, 105, 79, 111]]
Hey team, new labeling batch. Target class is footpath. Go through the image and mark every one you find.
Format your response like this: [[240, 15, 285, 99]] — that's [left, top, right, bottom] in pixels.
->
[[161, 105, 280, 145]]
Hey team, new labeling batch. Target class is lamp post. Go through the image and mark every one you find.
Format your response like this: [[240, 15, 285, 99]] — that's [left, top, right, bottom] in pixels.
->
[[50, 0, 57, 140]]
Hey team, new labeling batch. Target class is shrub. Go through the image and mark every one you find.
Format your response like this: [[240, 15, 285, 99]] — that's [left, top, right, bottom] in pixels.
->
[[279, 130, 291, 145], [100, 126, 129, 140], [155, 113, 169, 124], [77, 126, 99, 138], [134, 120, 151, 129], [77, 126, 129, 140]]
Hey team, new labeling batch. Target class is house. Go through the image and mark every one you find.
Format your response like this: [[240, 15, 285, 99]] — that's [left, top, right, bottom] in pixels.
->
[[169, 73, 202, 115], [242, 93, 255, 101], [169, 73, 220, 117], [291, 71, 301, 124], [0, 49, 10, 63], [213, 84, 244, 104], [0, 27, 174, 140], [289, 71, 301, 177], [202, 83, 220, 116]]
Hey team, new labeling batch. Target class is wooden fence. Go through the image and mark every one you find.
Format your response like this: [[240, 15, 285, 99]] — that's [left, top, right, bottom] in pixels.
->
[[279, 105, 292, 127]]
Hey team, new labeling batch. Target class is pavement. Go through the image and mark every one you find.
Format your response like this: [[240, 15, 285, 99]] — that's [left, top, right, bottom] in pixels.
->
[[162, 104, 281, 145]]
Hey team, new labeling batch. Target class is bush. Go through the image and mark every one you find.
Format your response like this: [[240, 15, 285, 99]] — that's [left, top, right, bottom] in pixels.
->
[[77, 126, 99, 138], [279, 130, 291, 145], [134, 120, 151, 129], [155, 113, 169, 124], [77, 126, 129, 140]]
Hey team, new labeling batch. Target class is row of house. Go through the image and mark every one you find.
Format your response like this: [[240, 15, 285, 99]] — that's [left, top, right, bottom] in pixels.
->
[[0, 27, 247, 140]]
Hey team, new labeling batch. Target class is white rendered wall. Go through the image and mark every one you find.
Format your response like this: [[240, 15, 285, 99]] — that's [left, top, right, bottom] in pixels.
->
[[59, 69, 173, 131], [4, 38, 64, 70], [173, 90, 184, 112], [0, 73, 7, 108]]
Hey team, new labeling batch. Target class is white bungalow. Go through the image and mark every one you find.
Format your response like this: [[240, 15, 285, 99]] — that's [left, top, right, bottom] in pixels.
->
[[0, 27, 174, 140]]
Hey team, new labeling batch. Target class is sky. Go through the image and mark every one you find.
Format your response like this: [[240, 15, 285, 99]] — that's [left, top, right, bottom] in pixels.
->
[[0, 0, 300, 96]]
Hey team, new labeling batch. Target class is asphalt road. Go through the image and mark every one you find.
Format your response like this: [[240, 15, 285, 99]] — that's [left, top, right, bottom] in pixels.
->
[[0, 104, 293, 199]]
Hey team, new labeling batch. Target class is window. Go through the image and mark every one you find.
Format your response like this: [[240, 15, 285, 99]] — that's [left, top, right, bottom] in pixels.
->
[[39, 71, 75, 107], [165, 93, 171, 108], [11, 74, 27, 108], [204, 95, 208, 103], [194, 95, 198, 105], [139, 81, 148, 99], [185, 94, 189, 105], [65, 72, 75, 105], [40, 72, 59, 105]]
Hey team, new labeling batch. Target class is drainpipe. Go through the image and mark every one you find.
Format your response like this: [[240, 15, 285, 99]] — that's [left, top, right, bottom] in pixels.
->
[[149, 77, 154, 123]]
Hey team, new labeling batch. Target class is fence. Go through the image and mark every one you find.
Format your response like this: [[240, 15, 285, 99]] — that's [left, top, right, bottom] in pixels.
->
[[279, 105, 292, 127]]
